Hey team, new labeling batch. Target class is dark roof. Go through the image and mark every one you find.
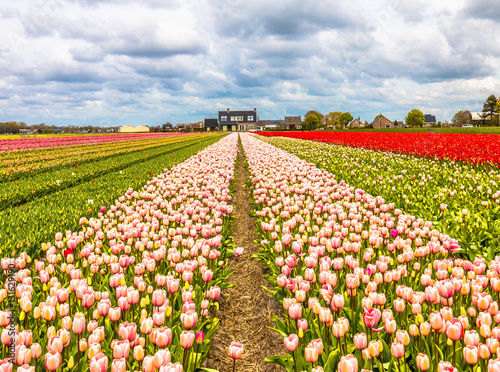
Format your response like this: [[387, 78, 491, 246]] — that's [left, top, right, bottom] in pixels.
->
[[218, 110, 256, 116], [285, 116, 301, 124], [425, 114, 436, 123], [204, 118, 218, 127]]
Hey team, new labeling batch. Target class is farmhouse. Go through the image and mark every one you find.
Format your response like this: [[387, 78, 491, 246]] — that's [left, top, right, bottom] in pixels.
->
[[218, 108, 258, 131], [471, 112, 485, 125], [348, 118, 363, 128], [425, 114, 437, 127], [117, 125, 150, 133], [370, 115, 394, 129], [284, 116, 302, 129]]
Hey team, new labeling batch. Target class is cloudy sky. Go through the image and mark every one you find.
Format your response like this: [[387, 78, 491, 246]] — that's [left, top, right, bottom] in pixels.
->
[[0, 0, 499, 126]]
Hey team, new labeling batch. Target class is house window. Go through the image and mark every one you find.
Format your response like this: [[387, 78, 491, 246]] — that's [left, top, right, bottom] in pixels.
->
[[247, 115, 254, 121], [249, 125, 254, 129], [220, 116, 227, 121], [239, 124, 245, 131], [385, 124, 390, 128], [230, 116, 244, 121]]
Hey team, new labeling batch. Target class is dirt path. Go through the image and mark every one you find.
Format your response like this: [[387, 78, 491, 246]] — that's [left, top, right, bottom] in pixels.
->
[[204, 137, 286, 372]]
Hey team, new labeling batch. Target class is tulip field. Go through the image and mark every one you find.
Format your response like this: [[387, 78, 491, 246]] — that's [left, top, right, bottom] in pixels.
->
[[0, 133, 225, 257], [3, 130, 500, 372], [257, 133, 500, 262]]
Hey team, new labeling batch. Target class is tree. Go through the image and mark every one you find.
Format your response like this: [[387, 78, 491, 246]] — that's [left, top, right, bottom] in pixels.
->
[[452, 110, 472, 125], [405, 109, 425, 127], [482, 95, 498, 125], [302, 114, 322, 131], [305, 110, 323, 121], [339, 112, 354, 129], [373, 114, 383, 122], [303, 111, 324, 131], [328, 111, 342, 129]]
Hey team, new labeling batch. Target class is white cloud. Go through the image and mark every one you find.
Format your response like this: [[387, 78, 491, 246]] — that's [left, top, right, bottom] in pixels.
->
[[0, 0, 498, 125]]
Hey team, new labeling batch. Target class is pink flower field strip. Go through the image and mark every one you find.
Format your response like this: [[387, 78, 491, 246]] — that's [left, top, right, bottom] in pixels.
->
[[240, 133, 496, 372], [0, 133, 239, 371], [0, 133, 190, 153]]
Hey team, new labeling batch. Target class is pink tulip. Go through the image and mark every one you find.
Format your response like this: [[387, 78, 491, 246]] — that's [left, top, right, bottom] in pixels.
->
[[304, 345, 318, 363], [288, 303, 302, 320], [152, 290, 166, 307], [111, 358, 127, 372], [353, 333, 367, 350], [44, 351, 62, 371], [363, 308, 381, 330], [113, 340, 130, 359], [155, 327, 172, 348], [463, 345, 479, 365], [109, 307, 121, 322], [154, 349, 171, 369], [446, 319, 464, 341], [284, 334, 299, 352], [17, 365, 34, 372], [180, 310, 198, 329], [47, 336, 63, 353], [153, 312, 165, 327], [338, 354, 358, 372], [142, 355, 155, 372], [72, 313, 86, 335], [30, 344, 42, 359], [391, 342, 404, 359], [228, 341, 243, 360], [416, 353, 430, 371], [89, 352, 108, 372], [118, 322, 137, 342], [158, 363, 183, 372], [180, 330, 194, 349]]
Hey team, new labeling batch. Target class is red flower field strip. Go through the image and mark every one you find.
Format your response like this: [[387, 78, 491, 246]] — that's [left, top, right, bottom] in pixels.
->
[[259, 132, 500, 164]]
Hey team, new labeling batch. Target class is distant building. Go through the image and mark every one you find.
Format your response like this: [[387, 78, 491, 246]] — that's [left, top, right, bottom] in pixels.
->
[[371, 115, 394, 129], [256, 116, 302, 130], [218, 108, 257, 131], [284, 116, 301, 129], [471, 112, 485, 125], [348, 118, 363, 129], [118, 125, 150, 133], [257, 119, 284, 130], [424, 114, 437, 127], [203, 119, 218, 132]]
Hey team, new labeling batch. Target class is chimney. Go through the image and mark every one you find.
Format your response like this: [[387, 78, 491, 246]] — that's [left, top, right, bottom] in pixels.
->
[[227, 108, 230, 113], [254, 108, 256, 113]]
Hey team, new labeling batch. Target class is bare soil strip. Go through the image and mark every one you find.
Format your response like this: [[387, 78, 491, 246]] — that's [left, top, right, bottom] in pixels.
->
[[204, 138, 286, 372]]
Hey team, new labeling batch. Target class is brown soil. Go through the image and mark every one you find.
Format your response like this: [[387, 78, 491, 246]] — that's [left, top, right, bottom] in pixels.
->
[[204, 137, 286, 372]]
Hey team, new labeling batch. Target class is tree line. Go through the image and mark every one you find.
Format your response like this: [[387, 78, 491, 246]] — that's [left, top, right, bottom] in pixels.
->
[[302, 94, 500, 130]]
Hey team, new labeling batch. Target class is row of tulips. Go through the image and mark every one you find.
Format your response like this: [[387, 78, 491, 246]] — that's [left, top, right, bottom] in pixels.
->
[[0, 133, 191, 153], [0, 135, 204, 211], [241, 133, 500, 372], [0, 133, 240, 371], [0, 134, 199, 182], [1, 135, 225, 257], [259, 135, 500, 262], [258, 131, 500, 165]]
